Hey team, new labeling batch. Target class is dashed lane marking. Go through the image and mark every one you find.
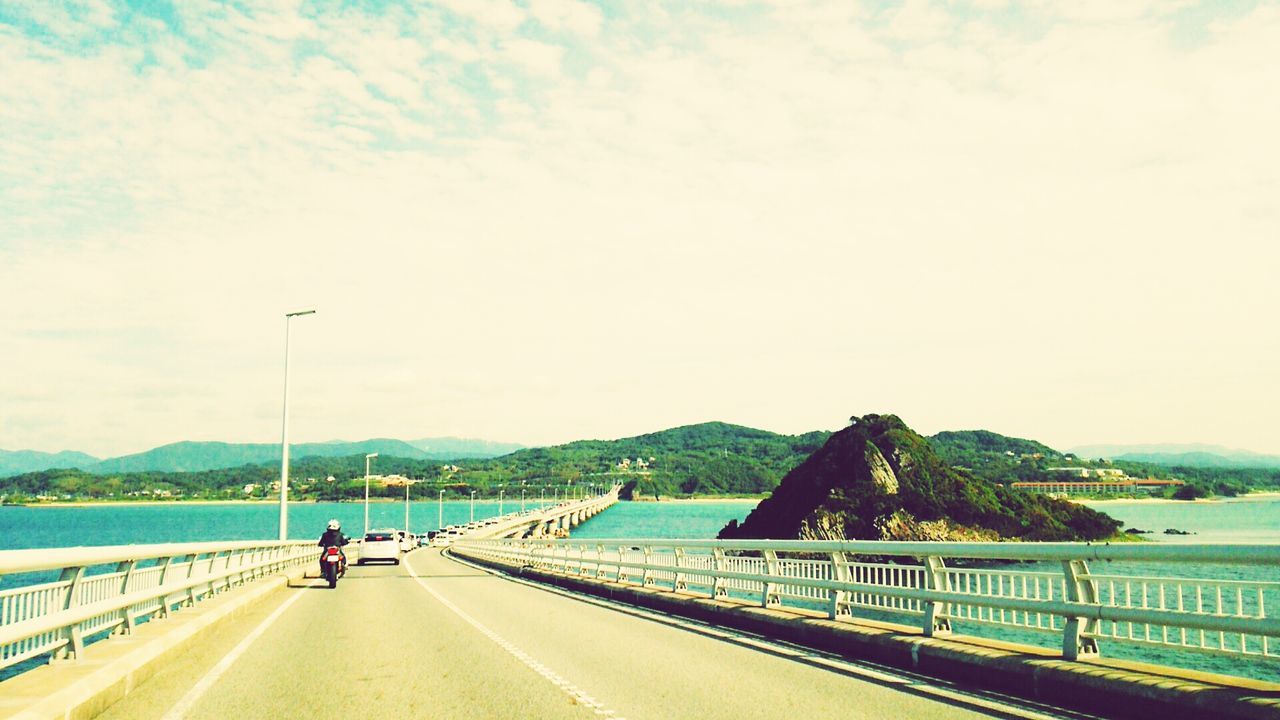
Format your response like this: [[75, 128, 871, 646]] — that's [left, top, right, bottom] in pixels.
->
[[406, 558, 626, 720]]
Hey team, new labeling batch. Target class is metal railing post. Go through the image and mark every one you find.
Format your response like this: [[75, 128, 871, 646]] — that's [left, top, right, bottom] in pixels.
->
[[641, 546, 654, 586], [761, 550, 780, 607], [616, 545, 628, 582], [156, 555, 178, 618], [115, 560, 137, 635], [1061, 559, 1101, 660], [53, 566, 86, 660], [922, 556, 952, 636], [673, 547, 687, 591], [828, 552, 850, 619], [712, 547, 728, 599]]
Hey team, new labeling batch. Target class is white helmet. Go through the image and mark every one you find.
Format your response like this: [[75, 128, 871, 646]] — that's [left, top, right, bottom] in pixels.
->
[[327, 519, 340, 530]]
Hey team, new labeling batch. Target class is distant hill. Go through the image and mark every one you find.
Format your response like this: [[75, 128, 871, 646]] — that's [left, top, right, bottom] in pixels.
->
[[0, 449, 100, 476], [0, 422, 834, 501], [0, 436, 528, 478], [929, 430, 1060, 459], [1070, 443, 1280, 469], [407, 437, 526, 458], [82, 439, 435, 474], [470, 421, 833, 497]]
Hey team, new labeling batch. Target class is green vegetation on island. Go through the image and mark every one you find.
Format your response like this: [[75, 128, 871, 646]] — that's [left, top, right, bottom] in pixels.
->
[[721, 415, 1121, 542], [0, 423, 829, 504]]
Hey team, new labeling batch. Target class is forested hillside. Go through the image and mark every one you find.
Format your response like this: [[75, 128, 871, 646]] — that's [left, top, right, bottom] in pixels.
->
[[0, 423, 830, 503]]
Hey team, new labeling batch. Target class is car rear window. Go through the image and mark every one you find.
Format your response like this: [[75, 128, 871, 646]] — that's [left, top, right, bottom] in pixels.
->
[[365, 533, 393, 541]]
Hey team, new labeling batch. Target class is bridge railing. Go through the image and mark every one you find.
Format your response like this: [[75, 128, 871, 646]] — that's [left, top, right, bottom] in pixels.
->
[[454, 538, 1280, 674], [0, 540, 314, 672], [467, 488, 621, 540]]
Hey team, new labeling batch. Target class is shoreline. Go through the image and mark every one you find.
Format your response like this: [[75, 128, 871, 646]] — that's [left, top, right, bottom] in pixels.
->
[[9, 490, 1278, 509], [631, 497, 763, 504], [1074, 490, 1280, 506], [8, 497, 426, 508]]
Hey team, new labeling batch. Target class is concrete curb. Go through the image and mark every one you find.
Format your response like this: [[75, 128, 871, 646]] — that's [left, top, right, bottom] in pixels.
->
[[0, 570, 306, 720], [456, 550, 1280, 720]]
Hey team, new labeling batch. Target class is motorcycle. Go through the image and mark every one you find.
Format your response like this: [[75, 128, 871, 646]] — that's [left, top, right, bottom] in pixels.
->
[[321, 546, 346, 588]]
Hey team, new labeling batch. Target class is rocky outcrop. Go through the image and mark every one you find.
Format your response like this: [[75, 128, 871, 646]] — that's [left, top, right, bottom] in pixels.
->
[[719, 414, 1120, 542]]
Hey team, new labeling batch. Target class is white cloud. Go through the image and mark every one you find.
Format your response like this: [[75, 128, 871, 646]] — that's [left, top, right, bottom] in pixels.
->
[[502, 37, 564, 76], [431, 0, 525, 34], [528, 0, 603, 37], [1, 1, 1278, 456]]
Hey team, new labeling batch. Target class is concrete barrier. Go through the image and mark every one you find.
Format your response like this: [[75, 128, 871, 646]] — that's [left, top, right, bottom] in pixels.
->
[[0, 569, 306, 720], [455, 549, 1280, 720]]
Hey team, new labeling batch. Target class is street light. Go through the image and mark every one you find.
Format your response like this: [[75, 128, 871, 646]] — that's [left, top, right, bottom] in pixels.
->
[[364, 452, 378, 535], [278, 308, 315, 541], [520, 481, 526, 513], [438, 489, 445, 530], [404, 478, 412, 536], [469, 490, 477, 522], [498, 487, 504, 516]]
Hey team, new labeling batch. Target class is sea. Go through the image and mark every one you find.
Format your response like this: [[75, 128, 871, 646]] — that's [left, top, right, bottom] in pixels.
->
[[2, 497, 1277, 682]]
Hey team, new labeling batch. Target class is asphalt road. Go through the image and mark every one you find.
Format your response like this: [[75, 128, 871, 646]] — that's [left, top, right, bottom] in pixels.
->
[[97, 548, 1057, 720]]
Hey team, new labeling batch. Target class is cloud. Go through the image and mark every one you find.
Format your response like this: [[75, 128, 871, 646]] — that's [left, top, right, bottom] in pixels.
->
[[502, 37, 565, 76], [1, 1, 1278, 456], [528, 0, 603, 37]]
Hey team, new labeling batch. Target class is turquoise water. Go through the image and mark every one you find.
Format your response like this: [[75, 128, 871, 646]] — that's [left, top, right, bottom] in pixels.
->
[[1077, 495, 1280, 543], [0, 500, 533, 552], [2, 498, 1277, 682], [569, 500, 756, 540]]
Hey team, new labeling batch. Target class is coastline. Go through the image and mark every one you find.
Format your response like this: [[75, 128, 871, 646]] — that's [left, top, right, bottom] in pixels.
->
[[11, 498, 411, 508], [14, 499, 290, 508], [1074, 490, 1280, 506], [639, 497, 763, 504]]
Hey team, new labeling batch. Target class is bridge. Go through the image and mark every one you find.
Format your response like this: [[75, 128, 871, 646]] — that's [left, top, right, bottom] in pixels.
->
[[2, 492, 1278, 720]]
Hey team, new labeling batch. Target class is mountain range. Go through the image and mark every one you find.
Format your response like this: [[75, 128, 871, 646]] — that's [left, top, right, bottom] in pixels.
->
[[0, 437, 526, 478], [1068, 443, 1280, 469]]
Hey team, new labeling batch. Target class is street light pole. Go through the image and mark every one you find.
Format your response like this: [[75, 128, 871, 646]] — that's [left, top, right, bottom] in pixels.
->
[[469, 490, 476, 522], [438, 489, 444, 530], [364, 452, 378, 535], [404, 479, 411, 535], [498, 487, 504, 516], [278, 308, 315, 541]]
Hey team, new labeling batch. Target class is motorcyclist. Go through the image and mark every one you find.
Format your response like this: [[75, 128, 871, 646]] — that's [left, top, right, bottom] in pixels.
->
[[317, 519, 348, 576]]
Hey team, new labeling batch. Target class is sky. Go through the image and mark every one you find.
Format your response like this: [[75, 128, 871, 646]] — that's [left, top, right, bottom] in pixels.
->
[[1, 0, 1278, 458]]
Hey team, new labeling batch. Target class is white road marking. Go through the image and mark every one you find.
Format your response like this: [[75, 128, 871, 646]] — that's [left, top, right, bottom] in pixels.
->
[[445, 552, 1104, 720], [160, 586, 308, 720], [406, 558, 626, 720]]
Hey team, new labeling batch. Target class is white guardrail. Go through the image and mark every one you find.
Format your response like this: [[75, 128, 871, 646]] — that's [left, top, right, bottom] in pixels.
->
[[455, 538, 1280, 669], [0, 540, 314, 672]]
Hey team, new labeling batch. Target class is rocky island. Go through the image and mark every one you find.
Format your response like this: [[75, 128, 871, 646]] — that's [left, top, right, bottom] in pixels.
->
[[720, 414, 1121, 542]]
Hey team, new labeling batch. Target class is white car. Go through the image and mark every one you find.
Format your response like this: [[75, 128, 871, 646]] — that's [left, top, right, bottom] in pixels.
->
[[358, 530, 401, 565]]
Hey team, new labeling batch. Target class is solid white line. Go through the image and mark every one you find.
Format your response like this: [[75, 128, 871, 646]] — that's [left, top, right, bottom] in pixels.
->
[[160, 587, 307, 720], [406, 557, 626, 720], [445, 552, 1104, 720]]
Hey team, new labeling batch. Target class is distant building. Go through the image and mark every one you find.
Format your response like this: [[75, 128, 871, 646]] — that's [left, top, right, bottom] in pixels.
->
[[1011, 479, 1184, 496]]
